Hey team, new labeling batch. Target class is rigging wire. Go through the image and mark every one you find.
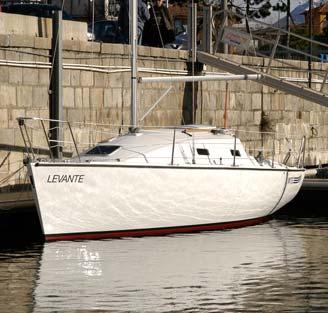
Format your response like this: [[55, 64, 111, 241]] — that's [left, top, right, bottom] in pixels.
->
[[0, 166, 25, 187], [0, 152, 11, 170], [141, 2, 182, 126]]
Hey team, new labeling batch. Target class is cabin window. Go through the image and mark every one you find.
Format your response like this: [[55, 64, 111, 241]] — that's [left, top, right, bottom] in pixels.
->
[[86, 145, 120, 155], [197, 148, 210, 156], [230, 149, 241, 157]]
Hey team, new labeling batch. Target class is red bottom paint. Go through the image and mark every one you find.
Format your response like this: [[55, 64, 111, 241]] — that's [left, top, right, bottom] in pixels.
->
[[45, 215, 271, 241]]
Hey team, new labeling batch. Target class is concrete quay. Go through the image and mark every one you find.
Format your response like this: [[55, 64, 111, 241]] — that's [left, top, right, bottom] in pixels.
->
[[0, 189, 33, 210], [279, 178, 328, 217]]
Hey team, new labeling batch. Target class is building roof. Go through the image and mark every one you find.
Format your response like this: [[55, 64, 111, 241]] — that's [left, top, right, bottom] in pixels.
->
[[302, 3, 328, 15]]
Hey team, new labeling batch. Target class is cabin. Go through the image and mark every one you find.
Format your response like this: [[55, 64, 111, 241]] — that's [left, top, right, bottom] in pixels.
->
[[77, 128, 263, 168]]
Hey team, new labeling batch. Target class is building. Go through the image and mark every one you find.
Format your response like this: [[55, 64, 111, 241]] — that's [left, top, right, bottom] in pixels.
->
[[302, 3, 328, 35]]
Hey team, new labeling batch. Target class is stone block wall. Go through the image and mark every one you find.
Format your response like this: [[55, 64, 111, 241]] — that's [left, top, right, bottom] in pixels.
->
[[0, 12, 87, 41], [1, 31, 328, 188], [201, 54, 328, 167]]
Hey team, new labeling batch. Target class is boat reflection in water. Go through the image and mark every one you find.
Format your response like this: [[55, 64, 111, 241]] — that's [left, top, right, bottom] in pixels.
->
[[32, 220, 328, 312]]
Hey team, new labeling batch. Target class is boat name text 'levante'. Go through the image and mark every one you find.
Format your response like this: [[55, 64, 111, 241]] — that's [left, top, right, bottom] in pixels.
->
[[47, 174, 85, 183]]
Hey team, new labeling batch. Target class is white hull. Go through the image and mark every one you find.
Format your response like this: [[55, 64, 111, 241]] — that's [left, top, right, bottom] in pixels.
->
[[29, 162, 304, 240]]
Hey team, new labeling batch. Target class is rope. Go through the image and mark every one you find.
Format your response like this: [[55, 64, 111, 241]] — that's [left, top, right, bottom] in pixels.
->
[[0, 152, 10, 169], [0, 165, 25, 187]]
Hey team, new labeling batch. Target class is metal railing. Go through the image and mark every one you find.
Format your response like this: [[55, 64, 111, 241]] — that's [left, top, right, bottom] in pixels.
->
[[17, 117, 306, 168], [18, 117, 81, 161]]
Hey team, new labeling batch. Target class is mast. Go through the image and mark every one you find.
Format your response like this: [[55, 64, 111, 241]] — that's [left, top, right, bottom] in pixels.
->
[[130, 0, 138, 130], [50, 10, 63, 159]]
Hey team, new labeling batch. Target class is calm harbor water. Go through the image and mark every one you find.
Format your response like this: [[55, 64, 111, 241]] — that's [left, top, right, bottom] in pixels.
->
[[0, 215, 327, 313]]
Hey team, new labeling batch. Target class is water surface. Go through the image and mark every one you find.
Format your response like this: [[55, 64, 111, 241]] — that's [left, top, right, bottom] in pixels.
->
[[0, 216, 327, 312]]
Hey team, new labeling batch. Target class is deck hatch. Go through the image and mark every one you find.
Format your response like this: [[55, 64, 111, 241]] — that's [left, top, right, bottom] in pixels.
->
[[86, 145, 120, 155]]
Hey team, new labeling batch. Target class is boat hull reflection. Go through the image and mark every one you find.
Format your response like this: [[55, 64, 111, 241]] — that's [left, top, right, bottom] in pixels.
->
[[34, 222, 312, 312]]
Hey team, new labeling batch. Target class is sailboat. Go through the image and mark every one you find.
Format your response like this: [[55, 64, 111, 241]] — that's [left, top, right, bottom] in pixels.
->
[[19, 1, 305, 241]]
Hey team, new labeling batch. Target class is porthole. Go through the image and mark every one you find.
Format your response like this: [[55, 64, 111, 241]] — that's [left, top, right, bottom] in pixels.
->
[[197, 148, 210, 156], [230, 149, 241, 157]]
